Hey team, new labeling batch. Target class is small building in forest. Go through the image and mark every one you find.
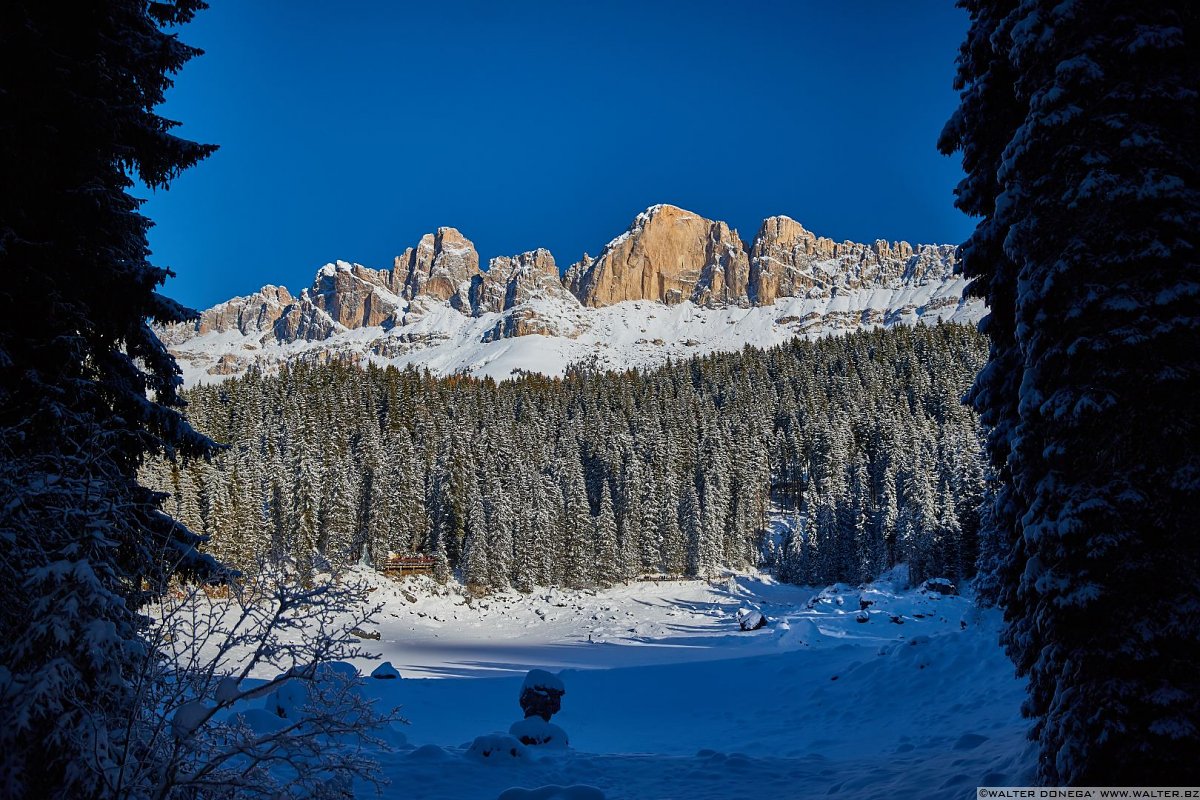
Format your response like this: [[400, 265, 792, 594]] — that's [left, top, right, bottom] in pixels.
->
[[382, 553, 436, 578]]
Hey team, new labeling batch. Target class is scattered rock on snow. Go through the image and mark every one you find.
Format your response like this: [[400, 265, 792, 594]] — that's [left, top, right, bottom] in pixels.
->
[[855, 611, 870, 623], [351, 627, 381, 640], [520, 669, 566, 721]]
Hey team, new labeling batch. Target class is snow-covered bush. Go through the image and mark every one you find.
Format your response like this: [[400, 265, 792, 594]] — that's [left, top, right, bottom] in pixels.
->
[[122, 565, 404, 798]]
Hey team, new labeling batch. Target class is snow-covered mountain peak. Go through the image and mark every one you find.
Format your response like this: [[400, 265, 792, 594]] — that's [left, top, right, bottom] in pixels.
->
[[162, 207, 982, 386]]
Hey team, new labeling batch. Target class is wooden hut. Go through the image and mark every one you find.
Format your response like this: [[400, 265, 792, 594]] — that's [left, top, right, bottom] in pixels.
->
[[382, 553, 436, 578]]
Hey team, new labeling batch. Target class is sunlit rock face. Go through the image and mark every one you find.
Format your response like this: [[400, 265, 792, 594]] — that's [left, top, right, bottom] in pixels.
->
[[309, 261, 402, 330], [193, 285, 294, 338], [161, 204, 977, 387], [566, 204, 751, 308], [395, 227, 479, 311], [473, 249, 576, 313], [748, 215, 957, 305]]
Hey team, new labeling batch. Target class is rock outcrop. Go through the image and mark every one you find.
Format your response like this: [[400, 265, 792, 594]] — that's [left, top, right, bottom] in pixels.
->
[[473, 249, 583, 339], [748, 215, 956, 304], [178, 207, 961, 346], [394, 227, 478, 311], [309, 261, 403, 330], [472, 248, 576, 313], [567, 205, 750, 307], [195, 285, 294, 337]]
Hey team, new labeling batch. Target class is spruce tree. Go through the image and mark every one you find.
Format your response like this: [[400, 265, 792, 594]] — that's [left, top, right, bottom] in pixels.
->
[[593, 484, 621, 586], [0, 2, 218, 796], [942, 0, 1199, 783]]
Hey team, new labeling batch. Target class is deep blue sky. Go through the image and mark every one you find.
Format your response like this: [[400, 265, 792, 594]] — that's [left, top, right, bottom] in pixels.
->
[[146, 1, 973, 310]]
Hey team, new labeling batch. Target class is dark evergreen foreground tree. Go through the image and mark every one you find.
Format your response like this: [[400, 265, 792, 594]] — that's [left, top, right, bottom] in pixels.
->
[[942, 0, 1199, 784], [0, 2, 218, 797]]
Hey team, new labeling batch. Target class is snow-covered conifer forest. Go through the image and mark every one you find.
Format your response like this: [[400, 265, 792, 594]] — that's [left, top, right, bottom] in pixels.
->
[[143, 324, 988, 591]]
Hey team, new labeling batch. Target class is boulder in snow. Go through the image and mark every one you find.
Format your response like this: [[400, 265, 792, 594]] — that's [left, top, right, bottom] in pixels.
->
[[350, 626, 381, 640], [371, 661, 401, 680], [919, 578, 958, 596], [736, 608, 767, 631], [510, 716, 569, 748], [520, 669, 565, 721]]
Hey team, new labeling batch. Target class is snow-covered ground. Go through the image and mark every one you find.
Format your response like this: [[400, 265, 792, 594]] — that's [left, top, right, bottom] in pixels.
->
[[220, 568, 1034, 799]]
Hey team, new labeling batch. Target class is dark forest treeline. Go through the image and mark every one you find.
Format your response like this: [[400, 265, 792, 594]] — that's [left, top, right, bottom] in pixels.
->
[[144, 323, 988, 590]]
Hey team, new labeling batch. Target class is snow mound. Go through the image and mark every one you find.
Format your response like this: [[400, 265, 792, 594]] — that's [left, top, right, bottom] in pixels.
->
[[522, 669, 565, 694], [407, 744, 454, 762], [468, 734, 530, 762], [215, 676, 240, 704], [510, 717, 569, 748], [225, 707, 288, 735], [371, 661, 401, 679], [265, 681, 307, 719], [172, 700, 210, 740]]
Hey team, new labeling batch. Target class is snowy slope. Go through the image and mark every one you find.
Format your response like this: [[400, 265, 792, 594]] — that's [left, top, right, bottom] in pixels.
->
[[210, 570, 1033, 799], [170, 278, 982, 387]]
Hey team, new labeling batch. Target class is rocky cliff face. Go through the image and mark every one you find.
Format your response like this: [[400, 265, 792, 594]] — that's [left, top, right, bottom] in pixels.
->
[[748, 215, 956, 304], [472, 248, 584, 339], [567, 205, 751, 307], [472, 248, 577, 313], [194, 285, 294, 338], [395, 227, 479, 311], [310, 261, 403, 329], [169, 203, 960, 357], [167, 204, 967, 379]]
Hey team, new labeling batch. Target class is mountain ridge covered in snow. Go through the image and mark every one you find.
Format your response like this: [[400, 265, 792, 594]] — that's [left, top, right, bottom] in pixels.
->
[[162, 204, 983, 386]]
